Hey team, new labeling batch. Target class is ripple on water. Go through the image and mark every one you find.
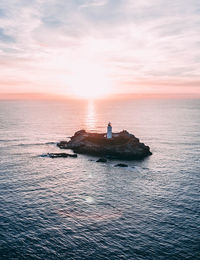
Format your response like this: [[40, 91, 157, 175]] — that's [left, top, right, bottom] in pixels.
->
[[0, 99, 200, 259], [57, 206, 123, 222]]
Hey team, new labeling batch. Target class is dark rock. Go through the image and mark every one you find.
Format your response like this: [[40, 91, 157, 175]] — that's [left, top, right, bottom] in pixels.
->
[[114, 163, 128, 167], [57, 141, 68, 149], [67, 153, 78, 158], [57, 129, 152, 160], [96, 158, 107, 163], [47, 153, 77, 158]]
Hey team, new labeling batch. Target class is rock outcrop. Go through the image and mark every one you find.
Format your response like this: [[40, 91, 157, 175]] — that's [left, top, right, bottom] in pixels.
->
[[57, 129, 152, 160]]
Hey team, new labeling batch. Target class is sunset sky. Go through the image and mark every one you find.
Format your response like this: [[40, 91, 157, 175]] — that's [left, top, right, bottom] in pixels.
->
[[0, 0, 200, 98]]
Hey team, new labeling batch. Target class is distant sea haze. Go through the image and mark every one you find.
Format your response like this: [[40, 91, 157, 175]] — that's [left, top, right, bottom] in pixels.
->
[[0, 99, 199, 259]]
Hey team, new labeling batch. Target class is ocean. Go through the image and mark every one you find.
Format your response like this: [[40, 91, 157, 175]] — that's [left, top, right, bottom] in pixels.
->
[[0, 99, 199, 259]]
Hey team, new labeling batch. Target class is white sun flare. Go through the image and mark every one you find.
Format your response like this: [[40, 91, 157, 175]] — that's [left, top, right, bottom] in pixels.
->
[[68, 61, 112, 99]]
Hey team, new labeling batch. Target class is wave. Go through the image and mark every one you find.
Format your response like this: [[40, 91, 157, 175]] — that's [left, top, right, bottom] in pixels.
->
[[0, 139, 24, 143], [14, 142, 57, 147], [22, 142, 57, 146]]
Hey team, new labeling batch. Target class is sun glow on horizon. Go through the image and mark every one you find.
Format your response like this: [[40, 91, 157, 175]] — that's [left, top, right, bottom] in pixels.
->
[[67, 61, 112, 99]]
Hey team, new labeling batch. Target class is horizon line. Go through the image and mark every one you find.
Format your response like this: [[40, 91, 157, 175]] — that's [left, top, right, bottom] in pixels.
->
[[0, 92, 200, 101]]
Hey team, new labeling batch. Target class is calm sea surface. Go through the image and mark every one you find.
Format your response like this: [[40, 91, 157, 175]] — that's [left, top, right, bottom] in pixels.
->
[[0, 99, 199, 259]]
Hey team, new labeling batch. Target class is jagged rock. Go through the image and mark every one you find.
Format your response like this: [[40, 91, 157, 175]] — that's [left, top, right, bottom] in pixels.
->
[[96, 158, 107, 163], [57, 129, 152, 160], [114, 163, 128, 167]]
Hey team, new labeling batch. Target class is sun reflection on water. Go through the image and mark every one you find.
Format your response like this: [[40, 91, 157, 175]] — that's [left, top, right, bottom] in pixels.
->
[[85, 100, 97, 131]]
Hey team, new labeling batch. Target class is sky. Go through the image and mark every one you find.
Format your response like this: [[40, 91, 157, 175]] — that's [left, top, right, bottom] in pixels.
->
[[0, 0, 200, 98]]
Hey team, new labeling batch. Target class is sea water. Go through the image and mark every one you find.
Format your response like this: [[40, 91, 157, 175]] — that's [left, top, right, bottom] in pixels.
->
[[0, 99, 199, 259]]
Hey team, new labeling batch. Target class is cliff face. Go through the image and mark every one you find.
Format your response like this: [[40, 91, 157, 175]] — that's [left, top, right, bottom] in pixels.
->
[[57, 130, 152, 160]]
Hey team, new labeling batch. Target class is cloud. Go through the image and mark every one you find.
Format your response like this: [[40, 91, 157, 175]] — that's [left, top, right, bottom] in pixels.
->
[[0, 28, 15, 42], [0, 0, 200, 96], [80, 0, 107, 9]]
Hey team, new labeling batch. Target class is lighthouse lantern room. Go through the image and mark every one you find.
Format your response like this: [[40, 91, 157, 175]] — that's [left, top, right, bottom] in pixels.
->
[[107, 122, 112, 139]]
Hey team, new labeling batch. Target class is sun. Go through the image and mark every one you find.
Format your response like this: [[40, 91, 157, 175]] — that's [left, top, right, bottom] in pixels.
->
[[68, 61, 112, 99]]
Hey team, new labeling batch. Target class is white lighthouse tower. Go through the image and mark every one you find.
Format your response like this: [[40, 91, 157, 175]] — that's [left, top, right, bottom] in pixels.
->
[[107, 122, 112, 139]]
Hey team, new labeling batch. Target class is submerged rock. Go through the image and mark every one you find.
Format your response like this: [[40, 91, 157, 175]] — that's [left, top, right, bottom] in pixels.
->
[[46, 153, 77, 158], [114, 163, 128, 167], [57, 129, 152, 160], [96, 158, 107, 163]]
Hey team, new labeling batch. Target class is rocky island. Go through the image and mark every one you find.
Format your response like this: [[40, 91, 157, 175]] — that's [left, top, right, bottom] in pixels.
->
[[57, 123, 152, 160]]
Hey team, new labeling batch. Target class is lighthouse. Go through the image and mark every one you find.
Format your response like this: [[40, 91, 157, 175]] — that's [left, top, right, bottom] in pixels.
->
[[107, 122, 112, 139]]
